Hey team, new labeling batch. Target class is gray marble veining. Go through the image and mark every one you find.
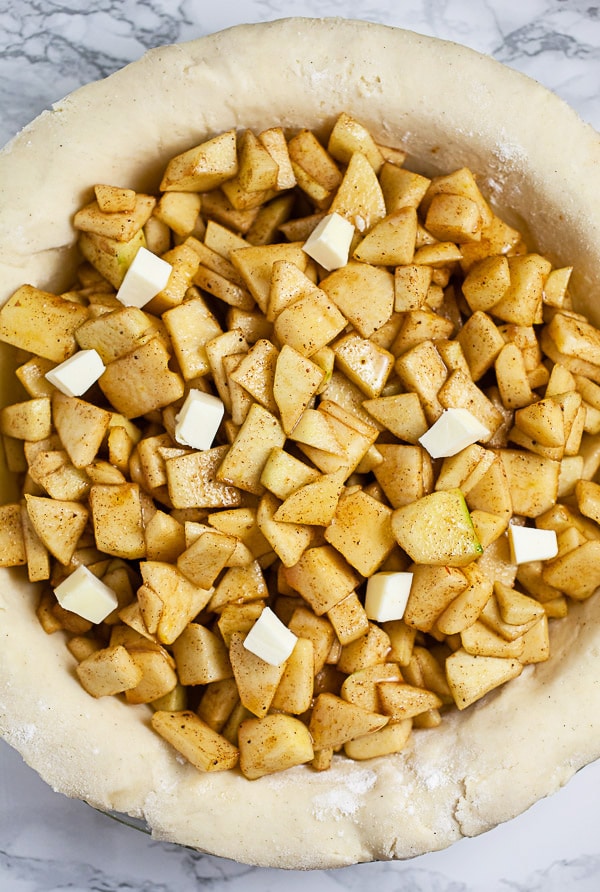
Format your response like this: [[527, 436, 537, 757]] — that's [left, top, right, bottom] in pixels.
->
[[1, 1, 600, 890], [2, 0, 600, 148]]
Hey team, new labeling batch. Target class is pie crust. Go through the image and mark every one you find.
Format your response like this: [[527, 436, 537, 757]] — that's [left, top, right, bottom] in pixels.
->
[[1, 17, 600, 869]]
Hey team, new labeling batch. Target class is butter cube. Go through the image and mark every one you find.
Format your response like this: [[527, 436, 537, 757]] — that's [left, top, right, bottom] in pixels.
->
[[54, 564, 119, 623], [174, 389, 225, 450], [419, 407, 490, 459], [508, 524, 558, 564], [243, 606, 297, 666], [365, 571, 413, 622], [116, 246, 172, 308], [303, 212, 354, 271], [45, 348, 105, 397]]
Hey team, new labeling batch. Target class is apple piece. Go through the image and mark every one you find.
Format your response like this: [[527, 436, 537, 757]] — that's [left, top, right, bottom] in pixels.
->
[[391, 488, 482, 567]]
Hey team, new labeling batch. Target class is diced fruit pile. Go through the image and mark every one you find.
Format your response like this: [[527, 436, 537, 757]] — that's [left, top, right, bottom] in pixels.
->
[[2, 112, 600, 779]]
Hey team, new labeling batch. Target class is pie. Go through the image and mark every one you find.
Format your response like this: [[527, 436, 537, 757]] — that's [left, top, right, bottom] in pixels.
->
[[1, 17, 600, 870]]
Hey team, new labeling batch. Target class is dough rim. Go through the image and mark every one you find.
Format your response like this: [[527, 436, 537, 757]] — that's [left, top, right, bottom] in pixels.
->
[[1, 17, 600, 870]]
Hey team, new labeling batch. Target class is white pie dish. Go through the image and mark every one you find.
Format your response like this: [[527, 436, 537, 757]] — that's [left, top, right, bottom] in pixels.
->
[[0, 16, 600, 870]]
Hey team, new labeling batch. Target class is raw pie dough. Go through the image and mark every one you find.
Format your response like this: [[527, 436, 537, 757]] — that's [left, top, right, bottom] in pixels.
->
[[1, 17, 600, 870]]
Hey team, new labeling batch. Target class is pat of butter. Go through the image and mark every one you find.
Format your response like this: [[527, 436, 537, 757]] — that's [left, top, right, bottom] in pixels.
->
[[303, 212, 354, 271], [45, 349, 105, 397], [243, 606, 297, 666], [365, 571, 414, 622], [174, 389, 225, 450], [116, 246, 172, 308], [508, 524, 558, 564], [54, 564, 119, 624], [419, 408, 490, 459]]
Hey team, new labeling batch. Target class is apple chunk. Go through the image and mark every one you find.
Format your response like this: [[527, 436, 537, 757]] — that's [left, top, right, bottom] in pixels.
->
[[391, 488, 482, 567]]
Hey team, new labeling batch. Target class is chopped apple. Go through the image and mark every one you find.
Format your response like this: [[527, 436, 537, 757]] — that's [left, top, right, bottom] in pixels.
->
[[391, 489, 482, 567]]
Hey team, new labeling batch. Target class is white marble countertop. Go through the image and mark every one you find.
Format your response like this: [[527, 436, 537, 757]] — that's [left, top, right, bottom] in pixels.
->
[[1, 1, 600, 889]]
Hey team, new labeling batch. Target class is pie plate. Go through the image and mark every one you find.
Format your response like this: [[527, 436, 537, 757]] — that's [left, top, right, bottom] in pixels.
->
[[1, 17, 600, 869]]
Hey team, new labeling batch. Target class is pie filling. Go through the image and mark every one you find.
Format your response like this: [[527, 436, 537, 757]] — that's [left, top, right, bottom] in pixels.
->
[[1, 112, 599, 780]]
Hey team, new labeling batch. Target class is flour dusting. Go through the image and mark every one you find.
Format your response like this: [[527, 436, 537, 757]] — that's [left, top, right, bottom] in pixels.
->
[[312, 768, 377, 821], [11, 723, 37, 745], [422, 770, 446, 791]]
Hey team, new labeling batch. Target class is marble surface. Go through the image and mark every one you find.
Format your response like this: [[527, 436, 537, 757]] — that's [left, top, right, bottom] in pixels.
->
[[1, 0, 600, 889]]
